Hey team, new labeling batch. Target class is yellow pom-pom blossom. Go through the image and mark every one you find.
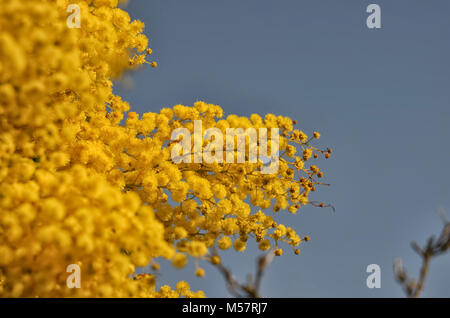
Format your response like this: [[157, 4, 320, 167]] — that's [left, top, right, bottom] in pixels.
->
[[0, 0, 176, 297], [195, 268, 205, 277], [0, 0, 330, 297], [210, 255, 221, 265]]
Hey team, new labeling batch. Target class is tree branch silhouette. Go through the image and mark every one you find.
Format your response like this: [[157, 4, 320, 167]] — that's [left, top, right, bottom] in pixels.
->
[[394, 214, 450, 298], [210, 248, 275, 298]]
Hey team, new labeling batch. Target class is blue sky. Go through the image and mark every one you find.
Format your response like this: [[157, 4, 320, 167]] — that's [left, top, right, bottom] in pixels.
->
[[117, 0, 450, 297]]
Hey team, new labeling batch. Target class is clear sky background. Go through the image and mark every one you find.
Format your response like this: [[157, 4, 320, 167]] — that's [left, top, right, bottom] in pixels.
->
[[117, 0, 450, 297]]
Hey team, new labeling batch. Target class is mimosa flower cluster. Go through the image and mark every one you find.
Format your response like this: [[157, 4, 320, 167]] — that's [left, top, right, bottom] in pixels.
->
[[0, 0, 331, 297]]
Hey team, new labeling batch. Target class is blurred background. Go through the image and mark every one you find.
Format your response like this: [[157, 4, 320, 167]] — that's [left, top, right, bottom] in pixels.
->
[[116, 0, 450, 297]]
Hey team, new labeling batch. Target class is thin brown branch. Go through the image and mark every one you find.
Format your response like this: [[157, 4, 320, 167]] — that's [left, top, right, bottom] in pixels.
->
[[211, 248, 275, 298], [394, 217, 450, 298]]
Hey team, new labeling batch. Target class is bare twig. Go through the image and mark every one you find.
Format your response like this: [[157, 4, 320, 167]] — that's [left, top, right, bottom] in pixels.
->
[[394, 216, 450, 297], [211, 248, 275, 298]]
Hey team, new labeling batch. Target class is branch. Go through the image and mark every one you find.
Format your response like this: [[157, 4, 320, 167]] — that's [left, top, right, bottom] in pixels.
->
[[211, 248, 275, 298], [394, 217, 450, 298]]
